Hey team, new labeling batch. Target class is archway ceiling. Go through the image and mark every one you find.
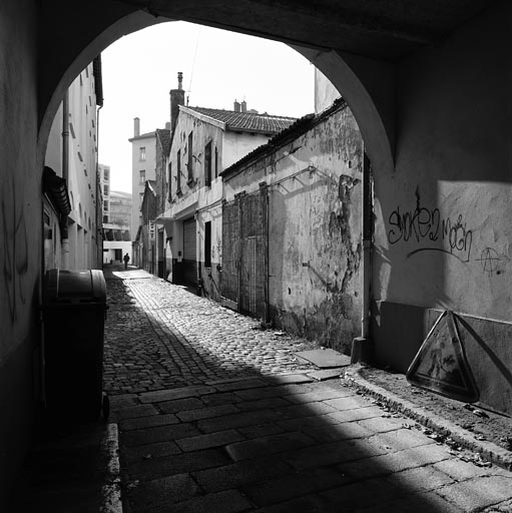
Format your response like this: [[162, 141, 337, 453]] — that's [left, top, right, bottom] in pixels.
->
[[119, 0, 496, 60]]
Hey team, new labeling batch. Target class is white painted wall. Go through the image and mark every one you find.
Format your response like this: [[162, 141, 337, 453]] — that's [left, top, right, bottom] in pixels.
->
[[314, 67, 341, 113], [130, 128, 157, 238], [45, 62, 100, 271], [373, 4, 511, 321], [223, 131, 269, 169]]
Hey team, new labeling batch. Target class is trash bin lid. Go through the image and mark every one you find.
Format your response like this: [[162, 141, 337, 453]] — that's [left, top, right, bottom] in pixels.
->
[[44, 269, 107, 305]]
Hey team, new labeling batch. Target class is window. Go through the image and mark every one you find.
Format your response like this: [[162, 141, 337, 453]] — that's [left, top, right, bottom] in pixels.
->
[[187, 131, 193, 182], [139, 192, 144, 207], [168, 162, 172, 201], [139, 170, 146, 184], [204, 221, 211, 268], [215, 146, 219, 178], [177, 150, 181, 193], [103, 200, 108, 211], [103, 215, 109, 223], [205, 141, 212, 187], [103, 168, 109, 180], [103, 184, 109, 196], [139, 146, 146, 161]]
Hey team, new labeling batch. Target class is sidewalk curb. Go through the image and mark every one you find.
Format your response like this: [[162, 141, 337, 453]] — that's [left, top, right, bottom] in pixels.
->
[[100, 423, 123, 513], [342, 365, 512, 472]]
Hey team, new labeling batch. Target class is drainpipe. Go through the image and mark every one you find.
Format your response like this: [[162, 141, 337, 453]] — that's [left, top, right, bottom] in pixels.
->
[[61, 91, 70, 269], [361, 152, 372, 339], [352, 151, 373, 363], [96, 103, 103, 268]]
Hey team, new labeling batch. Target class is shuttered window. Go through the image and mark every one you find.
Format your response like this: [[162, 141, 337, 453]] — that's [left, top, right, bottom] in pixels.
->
[[205, 141, 212, 187], [187, 131, 193, 182]]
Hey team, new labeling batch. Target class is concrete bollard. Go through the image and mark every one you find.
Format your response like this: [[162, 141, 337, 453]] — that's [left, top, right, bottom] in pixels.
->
[[351, 336, 371, 364]]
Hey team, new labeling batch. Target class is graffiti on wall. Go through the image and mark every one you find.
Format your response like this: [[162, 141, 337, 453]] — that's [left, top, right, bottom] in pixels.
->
[[2, 176, 29, 324], [476, 247, 503, 276], [387, 187, 473, 263], [386, 186, 509, 276]]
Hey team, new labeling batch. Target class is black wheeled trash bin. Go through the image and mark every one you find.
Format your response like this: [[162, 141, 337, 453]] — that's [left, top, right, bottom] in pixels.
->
[[43, 269, 109, 422]]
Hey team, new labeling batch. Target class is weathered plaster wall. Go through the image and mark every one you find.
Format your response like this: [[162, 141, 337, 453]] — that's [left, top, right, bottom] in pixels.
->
[[224, 104, 363, 352], [372, 3, 512, 413], [167, 110, 224, 201], [197, 203, 223, 301], [0, 0, 40, 504], [268, 106, 363, 352]]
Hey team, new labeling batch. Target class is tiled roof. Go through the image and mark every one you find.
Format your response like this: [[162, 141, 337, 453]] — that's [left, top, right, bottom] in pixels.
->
[[186, 106, 296, 135], [156, 128, 171, 155]]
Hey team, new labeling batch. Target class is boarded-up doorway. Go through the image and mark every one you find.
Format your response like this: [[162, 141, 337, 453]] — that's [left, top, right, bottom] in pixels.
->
[[221, 185, 268, 320]]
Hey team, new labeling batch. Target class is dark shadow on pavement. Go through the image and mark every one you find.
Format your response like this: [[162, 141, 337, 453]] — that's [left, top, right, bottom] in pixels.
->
[[103, 269, 481, 513]]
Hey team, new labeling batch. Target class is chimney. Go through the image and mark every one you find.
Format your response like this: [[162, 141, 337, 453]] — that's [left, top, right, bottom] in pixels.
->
[[234, 99, 240, 112], [165, 122, 171, 130], [170, 72, 185, 129], [134, 117, 140, 137], [241, 100, 247, 113]]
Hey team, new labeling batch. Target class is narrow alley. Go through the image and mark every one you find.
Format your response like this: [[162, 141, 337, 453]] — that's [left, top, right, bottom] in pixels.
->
[[101, 267, 512, 513]]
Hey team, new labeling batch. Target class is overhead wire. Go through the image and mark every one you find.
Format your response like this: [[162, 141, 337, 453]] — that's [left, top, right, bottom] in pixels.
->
[[187, 26, 202, 105]]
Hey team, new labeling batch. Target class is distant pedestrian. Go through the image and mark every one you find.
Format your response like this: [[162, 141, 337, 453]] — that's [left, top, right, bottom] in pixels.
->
[[123, 253, 130, 270]]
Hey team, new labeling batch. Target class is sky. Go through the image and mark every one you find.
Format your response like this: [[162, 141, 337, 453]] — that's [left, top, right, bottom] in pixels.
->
[[98, 21, 316, 194]]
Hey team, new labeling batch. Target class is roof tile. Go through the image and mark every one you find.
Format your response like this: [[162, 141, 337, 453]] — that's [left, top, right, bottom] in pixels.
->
[[186, 106, 296, 134]]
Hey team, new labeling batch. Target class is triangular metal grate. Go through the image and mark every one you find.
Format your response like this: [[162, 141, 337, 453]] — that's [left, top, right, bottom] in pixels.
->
[[406, 310, 479, 403]]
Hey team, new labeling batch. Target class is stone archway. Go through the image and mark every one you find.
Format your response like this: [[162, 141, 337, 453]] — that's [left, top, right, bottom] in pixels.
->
[[36, 8, 394, 178]]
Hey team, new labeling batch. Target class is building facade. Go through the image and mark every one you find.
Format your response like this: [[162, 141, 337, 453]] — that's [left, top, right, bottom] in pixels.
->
[[128, 118, 157, 249], [99, 163, 111, 224], [102, 187, 133, 264], [159, 95, 297, 298], [222, 99, 363, 352], [135, 180, 158, 274], [43, 58, 103, 272]]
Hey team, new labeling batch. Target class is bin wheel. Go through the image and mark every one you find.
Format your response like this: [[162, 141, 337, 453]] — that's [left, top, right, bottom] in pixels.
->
[[102, 394, 110, 420]]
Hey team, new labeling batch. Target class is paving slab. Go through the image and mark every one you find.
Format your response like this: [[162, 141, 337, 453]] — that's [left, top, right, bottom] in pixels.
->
[[20, 266, 512, 513], [170, 489, 252, 513], [13, 422, 121, 513], [242, 466, 351, 507], [295, 348, 352, 368], [102, 269, 512, 513], [307, 368, 345, 380]]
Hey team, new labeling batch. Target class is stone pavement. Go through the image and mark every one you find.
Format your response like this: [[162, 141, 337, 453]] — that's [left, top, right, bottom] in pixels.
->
[[104, 268, 319, 394], [104, 267, 512, 513]]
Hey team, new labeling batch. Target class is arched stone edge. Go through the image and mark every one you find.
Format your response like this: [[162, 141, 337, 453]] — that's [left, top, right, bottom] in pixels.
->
[[36, 11, 163, 169], [37, 14, 395, 179], [292, 45, 395, 176]]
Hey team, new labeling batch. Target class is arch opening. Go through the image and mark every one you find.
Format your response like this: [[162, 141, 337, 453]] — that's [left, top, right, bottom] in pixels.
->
[[37, 10, 394, 177]]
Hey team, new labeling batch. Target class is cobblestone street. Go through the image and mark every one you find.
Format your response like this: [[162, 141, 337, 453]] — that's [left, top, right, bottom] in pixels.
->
[[104, 269, 320, 395], [104, 268, 512, 513]]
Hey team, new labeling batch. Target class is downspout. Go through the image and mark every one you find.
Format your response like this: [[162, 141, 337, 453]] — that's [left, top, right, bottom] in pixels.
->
[[261, 182, 270, 324], [61, 91, 70, 269], [96, 103, 103, 268], [361, 151, 372, 339], [352, 150, 373, 363], [93, 54, 104, 269]]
